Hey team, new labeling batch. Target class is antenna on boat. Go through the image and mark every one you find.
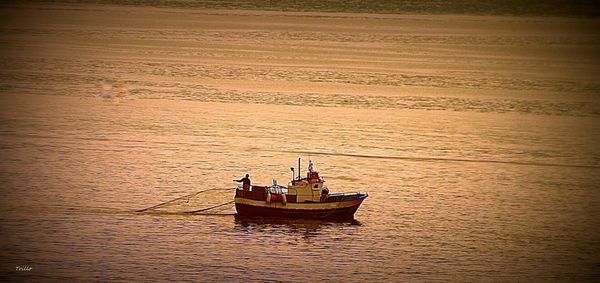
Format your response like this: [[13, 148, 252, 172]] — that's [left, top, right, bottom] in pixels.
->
[[298, 157, 301, 180], [290, 167, 295, 181]]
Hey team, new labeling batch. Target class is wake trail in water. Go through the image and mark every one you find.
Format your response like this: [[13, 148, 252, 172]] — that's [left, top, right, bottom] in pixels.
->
[[284, 150, 600, 169]]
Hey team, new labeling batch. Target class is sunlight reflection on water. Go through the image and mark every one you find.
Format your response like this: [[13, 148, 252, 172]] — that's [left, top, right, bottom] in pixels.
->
[[1, 3, 599, 281], [1, 94, 599, 281]]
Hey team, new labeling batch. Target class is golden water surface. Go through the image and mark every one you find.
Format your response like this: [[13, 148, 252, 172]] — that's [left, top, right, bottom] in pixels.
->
[[1, 2, 599, 281]]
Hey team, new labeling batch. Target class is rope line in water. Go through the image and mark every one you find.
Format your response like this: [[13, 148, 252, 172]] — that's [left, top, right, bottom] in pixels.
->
[[136, 187, 236, 213], [184, 200, 235, 214]]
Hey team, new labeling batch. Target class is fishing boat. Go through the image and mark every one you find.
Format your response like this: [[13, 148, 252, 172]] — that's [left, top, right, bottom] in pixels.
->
[[234, 158, 368, 219]]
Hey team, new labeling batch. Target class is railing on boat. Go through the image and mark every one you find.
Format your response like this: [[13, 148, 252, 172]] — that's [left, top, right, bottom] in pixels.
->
[[235, 186, 367, 202]]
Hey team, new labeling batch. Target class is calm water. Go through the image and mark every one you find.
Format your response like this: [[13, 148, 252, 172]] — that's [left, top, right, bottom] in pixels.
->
[[1, 2, 600, 282]]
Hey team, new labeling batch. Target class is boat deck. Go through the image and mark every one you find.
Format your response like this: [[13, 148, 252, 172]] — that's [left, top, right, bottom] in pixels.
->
[[234, 186, 366, 203]]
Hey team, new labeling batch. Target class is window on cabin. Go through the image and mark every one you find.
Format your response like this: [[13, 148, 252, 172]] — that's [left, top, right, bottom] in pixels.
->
[[313, 184, 319, 189]]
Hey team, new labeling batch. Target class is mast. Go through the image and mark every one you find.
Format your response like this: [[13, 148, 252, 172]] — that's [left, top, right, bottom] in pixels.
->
[[298, 158, 301, 180]]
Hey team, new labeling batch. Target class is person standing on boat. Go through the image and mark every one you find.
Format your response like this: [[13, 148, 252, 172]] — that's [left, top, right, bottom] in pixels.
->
[[235, 174, 251, 191]]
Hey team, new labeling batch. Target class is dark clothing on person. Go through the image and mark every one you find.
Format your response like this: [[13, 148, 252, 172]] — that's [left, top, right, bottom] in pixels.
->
[[236, 177, 251, 191]]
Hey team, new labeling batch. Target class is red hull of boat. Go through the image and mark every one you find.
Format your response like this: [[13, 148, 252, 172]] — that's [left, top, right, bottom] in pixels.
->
[[235, 202, 363, 219]]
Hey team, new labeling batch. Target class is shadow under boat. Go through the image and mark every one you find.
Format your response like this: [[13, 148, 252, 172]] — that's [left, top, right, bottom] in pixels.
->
[[234, 214, 361, 238]]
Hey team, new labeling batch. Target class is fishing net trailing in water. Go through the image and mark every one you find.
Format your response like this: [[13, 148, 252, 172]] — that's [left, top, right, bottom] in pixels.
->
[[137, 188, 237, 215]]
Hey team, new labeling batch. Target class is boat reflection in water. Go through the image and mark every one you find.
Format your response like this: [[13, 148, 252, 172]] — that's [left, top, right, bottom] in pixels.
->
[[234, 159, 368, 220], [234, 215, 362, 239]]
